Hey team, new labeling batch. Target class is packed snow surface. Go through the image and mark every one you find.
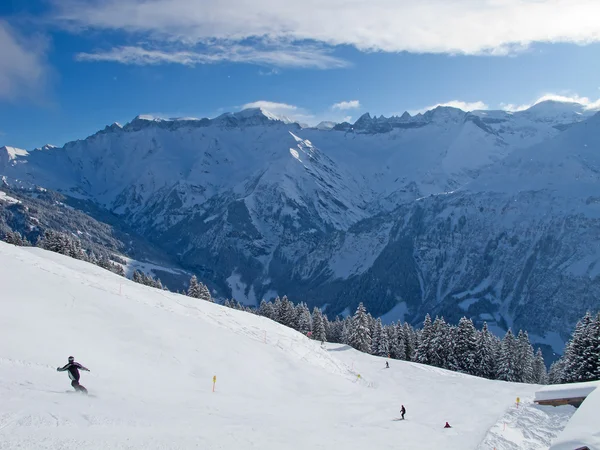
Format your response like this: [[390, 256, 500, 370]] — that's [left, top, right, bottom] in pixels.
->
[[0, 242, 554, 449]]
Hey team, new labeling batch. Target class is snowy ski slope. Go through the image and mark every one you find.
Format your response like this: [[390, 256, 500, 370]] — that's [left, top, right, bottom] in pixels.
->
[[0, 242, 565, 449]]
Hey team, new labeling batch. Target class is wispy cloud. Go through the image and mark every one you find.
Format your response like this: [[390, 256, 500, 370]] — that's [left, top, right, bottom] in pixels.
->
[[242, 101, 298, 112], [409, 100, 488, 115], [502, 93, 600, 112], [54, 0, 600, 58], [75, 44, 348, 69], [332, 100, 360, 110], [0, 20, 49, 101], [239, 100, 357, 126]]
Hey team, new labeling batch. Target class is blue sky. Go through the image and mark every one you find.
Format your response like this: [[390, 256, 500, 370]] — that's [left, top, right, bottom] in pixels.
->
[[1, 0, 600, 149]]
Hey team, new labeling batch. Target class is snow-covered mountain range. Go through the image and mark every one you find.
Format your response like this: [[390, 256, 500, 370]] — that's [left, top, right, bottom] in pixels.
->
[[1, 100, 598, 352]]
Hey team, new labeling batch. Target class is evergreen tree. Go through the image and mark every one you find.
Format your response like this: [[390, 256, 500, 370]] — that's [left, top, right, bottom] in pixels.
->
[[258, 300, 275, 320], [498, 329, 518, 382], [187, 275, 201, 298], [475, 322, 496, 379], [393, 322, 407, 360], [371, 318, 382, 355], [349, 303, 371, 353], [404, 322, 417, 361], [341, 317, 352, 345], [432, 317, 455, 369], [454, 317, 478, 375], [563, 312, 594, 383], [311, 307, 327, 342], [132, 269, 144, 284], [3, 230, 29, 246], [273, 297, 283, 323], [376, 322, 390, 357], [515, 330, 535, 383], [323, 315, 331, 342], [296, 302, 312, 335], [415, 314, 434, 365], [279, 296, 297, 329], [387, 324, 400, 359], [532, 348, 548, 384], [198, 282, 213, 302]]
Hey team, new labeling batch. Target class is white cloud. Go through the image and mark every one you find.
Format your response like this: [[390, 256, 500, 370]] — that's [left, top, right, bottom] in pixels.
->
[[332, 100, 360, 110], [0, 20, 48, 101], [409, 100, 488, 115], [239, 100, 357, 126], [242, 101, 298, 112], [502, 93, 600, 112], [76, 44, 348, 69], [54, 0, 600, 58]]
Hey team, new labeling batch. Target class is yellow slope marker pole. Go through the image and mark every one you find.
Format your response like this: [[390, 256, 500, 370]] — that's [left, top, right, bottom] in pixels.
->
[[213, 375, 216, 392]]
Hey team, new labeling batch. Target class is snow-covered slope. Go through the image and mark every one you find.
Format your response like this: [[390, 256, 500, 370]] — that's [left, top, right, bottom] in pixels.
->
[[0, 101, 596, 349], [0, 242, 555, 449]]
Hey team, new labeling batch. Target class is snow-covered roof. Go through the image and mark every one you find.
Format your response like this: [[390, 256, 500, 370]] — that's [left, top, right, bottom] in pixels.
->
[[535, 380, 600, 402], [549, 382, 600, 450]]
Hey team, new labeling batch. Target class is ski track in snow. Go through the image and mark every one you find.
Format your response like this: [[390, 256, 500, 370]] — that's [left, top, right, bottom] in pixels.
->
[[0, 242, 570, 449]]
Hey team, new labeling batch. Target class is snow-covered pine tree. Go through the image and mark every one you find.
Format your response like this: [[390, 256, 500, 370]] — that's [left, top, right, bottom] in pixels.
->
[[515, 330, 535, 383], [187, 275, 201, 298], [579, 312, 599, 382], [132, 269, 144, 284], [455, 317, 478, 375], [562, 312, 594, 383], [311, 307, 327, 342], [393, 322, 407, 360], [197, 282, 212, 302], [415, 314, 434, 365], [279, 296, 297, 330], [532, 348, 548, 384], [386, 325, 399, 359], [375, 319, 390, 357], [3, 230, 29, 246], [548, 359, 566, 384], [323, 315, 331, 342], [223, 299, 232, 308], [296, 302, 312, 335], [429, 316, 450, 369], [404, 322, 417, 361], [475, 322, 496, 379], [273, 296, 283, 323], [258, 299, 275, 320], [497, 329, 518, 382], [349, 303, 372, 353], [371, 318, 382, 355], [327, 317, 344, 343]]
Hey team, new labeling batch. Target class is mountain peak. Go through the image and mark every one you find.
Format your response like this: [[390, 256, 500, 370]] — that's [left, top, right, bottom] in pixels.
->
[[525, 100, 585, 115], [215, 108, 296, 126]]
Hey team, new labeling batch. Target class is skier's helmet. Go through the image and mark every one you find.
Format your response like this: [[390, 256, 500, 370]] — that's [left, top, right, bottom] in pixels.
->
[[68, 356, 74, 362]]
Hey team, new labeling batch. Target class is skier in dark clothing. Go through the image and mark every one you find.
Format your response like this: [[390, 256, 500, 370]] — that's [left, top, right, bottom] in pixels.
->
[[400, 405, 406, 420], [444, 422, 452, 428], [57, 356, 90, 393], [386, 361, 389, 368]]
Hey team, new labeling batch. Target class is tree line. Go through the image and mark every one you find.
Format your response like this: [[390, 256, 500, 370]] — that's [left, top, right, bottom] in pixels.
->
[[548, 311, 600, 384], [223, 298, 549, 384]]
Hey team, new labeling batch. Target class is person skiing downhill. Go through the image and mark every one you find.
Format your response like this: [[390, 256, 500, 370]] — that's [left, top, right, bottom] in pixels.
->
[[57, 356, 90, 393], [400, 404, 406, 420], [386, 361, 390, 369]]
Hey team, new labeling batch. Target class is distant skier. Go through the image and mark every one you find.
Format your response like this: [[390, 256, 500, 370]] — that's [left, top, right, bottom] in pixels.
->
[[386, 361, 390, 369], [444, 422, 452, 428], [400, 404, 406, 420], [57, 356, 90, 393]]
